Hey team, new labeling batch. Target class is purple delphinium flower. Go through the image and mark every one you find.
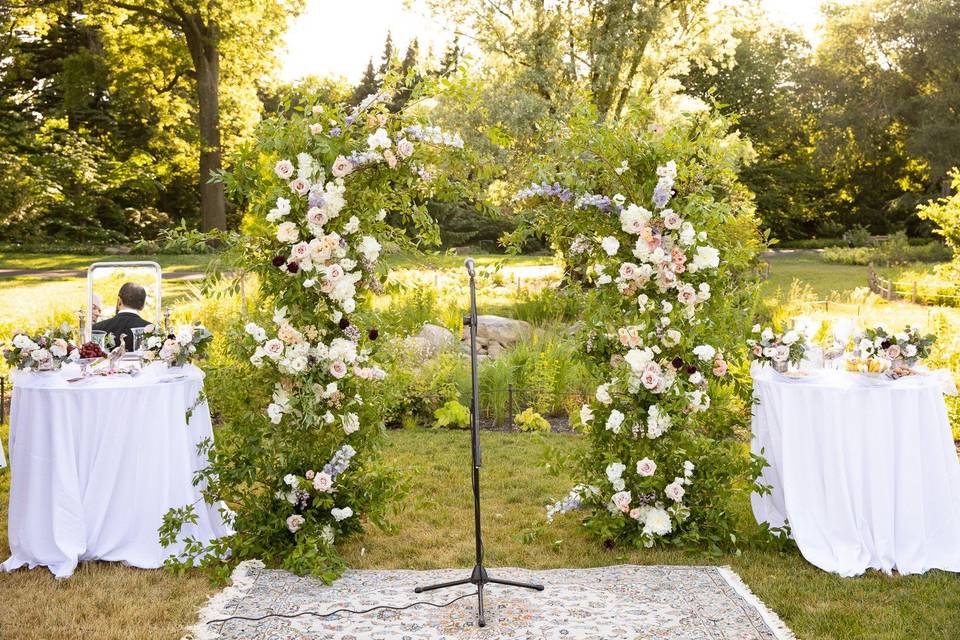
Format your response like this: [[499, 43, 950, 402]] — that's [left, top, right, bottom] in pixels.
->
[[329, 126, 342, 137]]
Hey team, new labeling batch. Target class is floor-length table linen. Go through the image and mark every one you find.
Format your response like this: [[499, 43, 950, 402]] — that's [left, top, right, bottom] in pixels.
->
[[751, 365, 960, 576], [1, 364, 232, 579]]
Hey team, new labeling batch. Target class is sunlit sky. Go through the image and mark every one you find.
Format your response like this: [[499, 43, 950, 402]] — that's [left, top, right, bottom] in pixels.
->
[[280, 0, 841, 83]]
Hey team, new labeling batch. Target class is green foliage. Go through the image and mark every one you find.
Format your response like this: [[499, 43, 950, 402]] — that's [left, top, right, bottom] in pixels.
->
[[433, 400, 471, 429], [132, 220, 222, 255], [511, 107, 766, 551], [514, 407, 550, 433], [821, 233, 952, 266], [918, 169, 960, 256]]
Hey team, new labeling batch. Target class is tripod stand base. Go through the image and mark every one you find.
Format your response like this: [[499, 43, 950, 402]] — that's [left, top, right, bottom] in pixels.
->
[[414, 565, 544, 627]]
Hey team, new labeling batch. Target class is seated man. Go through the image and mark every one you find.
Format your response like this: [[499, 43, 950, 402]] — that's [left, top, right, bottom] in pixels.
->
[[92, 283, 151, 351]]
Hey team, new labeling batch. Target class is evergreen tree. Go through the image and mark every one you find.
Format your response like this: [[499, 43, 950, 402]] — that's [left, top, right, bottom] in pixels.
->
[[377, 30, 395, 79], [438, 38, 461, 76], [351, 58, 379, 105], [390, 39, 421, 111]]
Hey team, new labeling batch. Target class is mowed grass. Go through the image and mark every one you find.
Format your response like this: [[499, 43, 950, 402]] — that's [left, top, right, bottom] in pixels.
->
[[2, 428, 958, 639], [0, 252, 221, 273], [762, 251, 874, 299]]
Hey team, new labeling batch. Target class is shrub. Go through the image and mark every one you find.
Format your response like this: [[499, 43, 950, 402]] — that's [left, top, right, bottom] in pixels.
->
[[514, 407, 550, 432], [822, 233, 952, 266], [433, 400, 471, 429]]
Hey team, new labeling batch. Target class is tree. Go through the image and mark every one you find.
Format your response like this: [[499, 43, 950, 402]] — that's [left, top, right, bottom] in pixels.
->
[[421, 0, 738, 121], [684, 21, 821, 239], [97, 0, 304, 231], [350, 59, 378, 105]]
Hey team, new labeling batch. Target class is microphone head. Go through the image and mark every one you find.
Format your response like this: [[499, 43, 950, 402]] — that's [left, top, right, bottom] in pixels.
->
[[464, 258, 475, 274]]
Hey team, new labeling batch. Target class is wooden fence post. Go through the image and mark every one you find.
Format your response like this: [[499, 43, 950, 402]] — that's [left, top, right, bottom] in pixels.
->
[[507, 384, 514, 430], [912, 281, 918, 304]]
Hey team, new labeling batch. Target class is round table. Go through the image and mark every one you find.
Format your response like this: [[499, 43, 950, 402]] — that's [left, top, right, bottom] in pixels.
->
[[751, 365, 960, 576], [1, 363, 232, 579]]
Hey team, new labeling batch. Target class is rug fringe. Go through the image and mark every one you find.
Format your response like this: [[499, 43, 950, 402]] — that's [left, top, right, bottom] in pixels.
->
[[181, 560, 264, 640], [717, 566, 797, 640]]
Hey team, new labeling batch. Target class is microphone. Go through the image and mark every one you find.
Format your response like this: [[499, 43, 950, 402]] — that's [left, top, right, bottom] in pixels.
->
[[464, 258, 475, 277]]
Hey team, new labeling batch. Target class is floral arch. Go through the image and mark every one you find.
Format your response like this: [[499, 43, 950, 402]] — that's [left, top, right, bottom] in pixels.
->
[[164, 95, 764, 579]]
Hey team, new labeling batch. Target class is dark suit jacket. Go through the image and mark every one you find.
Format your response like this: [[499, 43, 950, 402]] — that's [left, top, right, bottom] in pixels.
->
[[92, 311, 151, 351]]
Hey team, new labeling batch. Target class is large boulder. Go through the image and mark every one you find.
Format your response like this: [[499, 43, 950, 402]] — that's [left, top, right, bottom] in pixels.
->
[[403, 323, 456, 359], [469, 315, 532, 345], [418, 323, 457, 354], [461, 315, 532, 358]]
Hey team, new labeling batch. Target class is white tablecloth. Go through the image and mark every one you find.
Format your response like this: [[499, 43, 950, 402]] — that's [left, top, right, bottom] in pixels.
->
[[751, 365, 960, 576], [1, 364, 232, 578]]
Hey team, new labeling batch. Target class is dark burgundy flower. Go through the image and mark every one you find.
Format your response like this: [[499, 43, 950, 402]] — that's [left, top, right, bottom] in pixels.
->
[[686, 364, 698, 375], [287, 261, 300, 274], [339, 317, 351, 330], [368, 328, 379, 341], [671, 357, 684, 369], [881, 340, 891, 349], [272, 255, 286, 267]]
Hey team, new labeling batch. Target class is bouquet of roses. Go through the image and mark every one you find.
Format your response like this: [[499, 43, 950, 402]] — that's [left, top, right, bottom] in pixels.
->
[[3, 323, 80, 371], [746, 325, 807, 370], [141, 322, 213, 367], [858, 325, 935, 365]]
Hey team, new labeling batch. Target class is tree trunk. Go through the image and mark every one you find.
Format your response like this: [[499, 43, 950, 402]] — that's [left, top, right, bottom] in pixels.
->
[[195, 43, 226, 231]]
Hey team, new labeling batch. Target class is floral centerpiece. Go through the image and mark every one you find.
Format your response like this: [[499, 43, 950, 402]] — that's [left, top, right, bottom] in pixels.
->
[[746, 325, 807, 372], [512, 111, 765, 551], [141, 323, 213, 367], [3, 324, 79, 371], [858, 325, 935, 367]]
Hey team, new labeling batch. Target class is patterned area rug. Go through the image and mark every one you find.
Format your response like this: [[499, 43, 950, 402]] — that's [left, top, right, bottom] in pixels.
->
[[188, 562, 796, 640]]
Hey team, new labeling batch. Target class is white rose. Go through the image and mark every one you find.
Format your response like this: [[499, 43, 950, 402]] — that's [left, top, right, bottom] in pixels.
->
[[396, 138, 414, 158], [357, 236, 382, 262], [601, 236, 621, 256], [267, 403, 285, 424], [782, 331, 799, 345], [579, 404, 594, 424], [665, 481, 686, 502], [274, 159, 294, 179], [286, 514, 305, 533], [331, 156, 354, 178], [606, 462, 626, 483], [904, 344, 917, 358], [595, 383, 612, 405], [276, 221, 299, 243], [690, 246, 720, 271], [611, 490, 632, 513], [331, 506, 353, 522], [263, 338, 285, 360], [367, 127, 392, 150], [761, 328, 775, 342], [605, 409, 625, 433], [343, 216, 360, 235], [50, 339, 68, 358], [329, 360, 348, 378], [342, 412, 360, 435], [636, 458, 657, 477], [692, 345, 716, 362], [312, 472, 333, 492]]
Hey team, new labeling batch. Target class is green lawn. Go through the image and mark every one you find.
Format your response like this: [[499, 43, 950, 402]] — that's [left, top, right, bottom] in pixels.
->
[[762, 251, 873, 299], [1, 428, 958, 639], [0, 252, 222, 273]]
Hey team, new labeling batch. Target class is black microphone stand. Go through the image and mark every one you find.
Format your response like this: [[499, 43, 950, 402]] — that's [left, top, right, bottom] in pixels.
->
[[414, 258, 544, 627]]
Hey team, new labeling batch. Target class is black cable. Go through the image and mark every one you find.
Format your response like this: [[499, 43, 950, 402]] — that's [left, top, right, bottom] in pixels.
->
[[205, 590, 478, 626]]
